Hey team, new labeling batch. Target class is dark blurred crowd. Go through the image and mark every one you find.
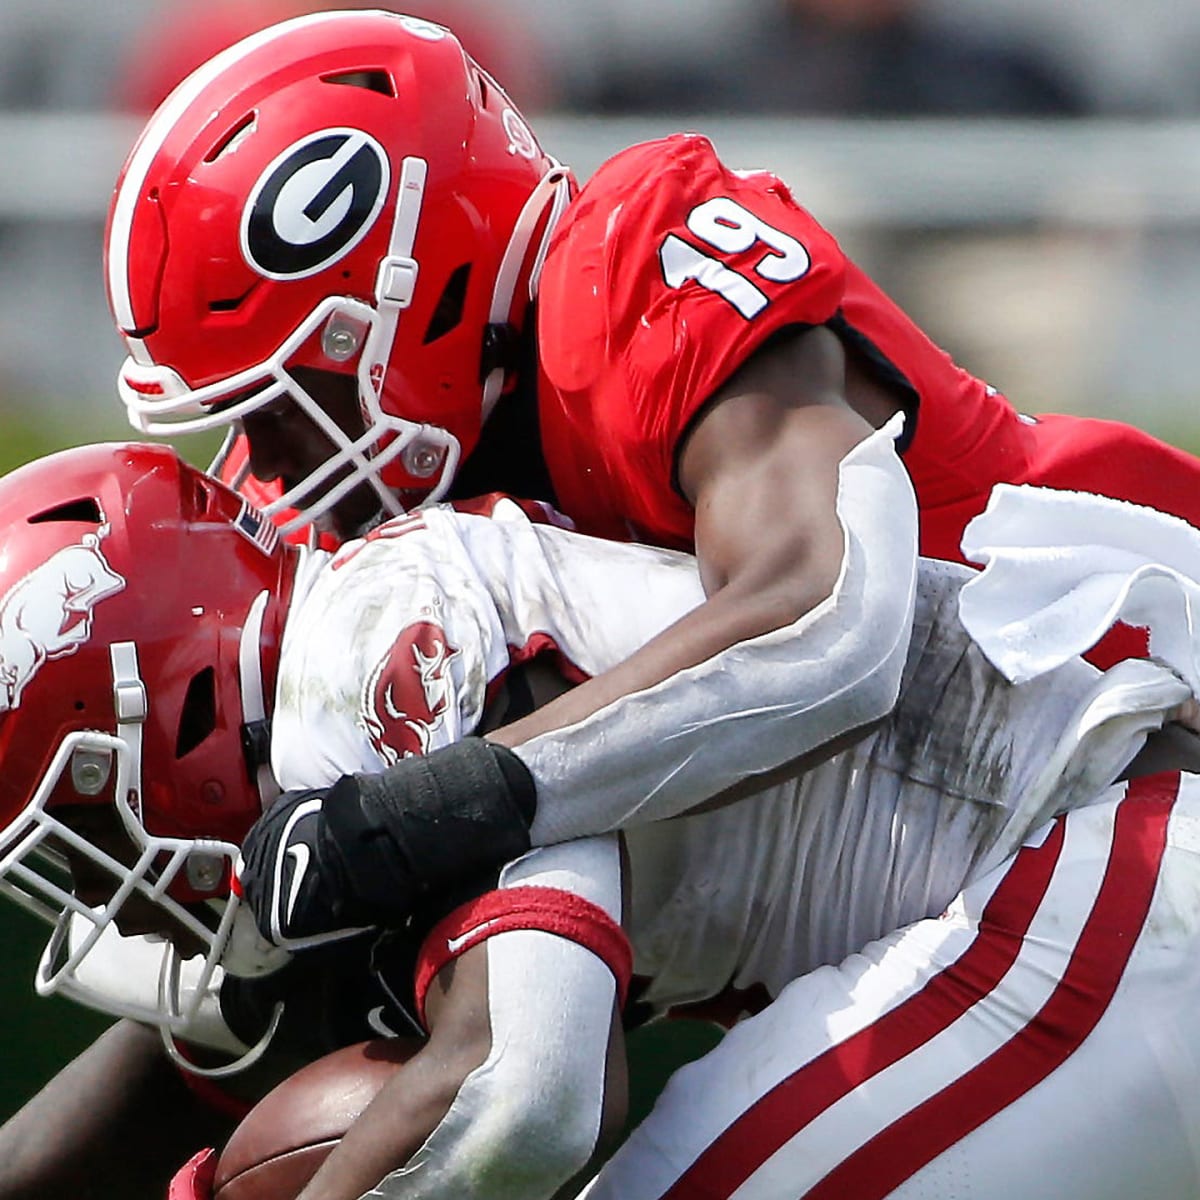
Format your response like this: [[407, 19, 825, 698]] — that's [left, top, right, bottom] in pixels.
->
[[2, 0, 1198, 119]]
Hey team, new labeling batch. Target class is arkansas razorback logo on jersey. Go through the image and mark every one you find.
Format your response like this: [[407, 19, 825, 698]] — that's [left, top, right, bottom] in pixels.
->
[[0, 530, 126, 713], [360, 620, 460, 764]]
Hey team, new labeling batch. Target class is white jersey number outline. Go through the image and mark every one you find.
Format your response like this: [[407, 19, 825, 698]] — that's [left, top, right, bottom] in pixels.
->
[[659, 197, 811, 319]]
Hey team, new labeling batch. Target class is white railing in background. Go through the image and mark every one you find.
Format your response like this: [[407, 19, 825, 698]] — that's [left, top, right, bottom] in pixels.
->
[[2, 113, 1199, 428], [3, 113, 1200, 227]]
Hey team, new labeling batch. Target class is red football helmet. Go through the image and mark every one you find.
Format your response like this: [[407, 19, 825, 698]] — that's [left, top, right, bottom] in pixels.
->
[[0, 443, 295, 1032], [105, 10, 571, 536]]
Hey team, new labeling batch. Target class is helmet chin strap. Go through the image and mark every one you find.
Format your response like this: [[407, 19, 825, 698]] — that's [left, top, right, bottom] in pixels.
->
[[360, 155, 426, 424], [238, 589, 279, 812], [526, 162, 575, 303], [479, 162, 574, 425], [109, 641, 146, 829]]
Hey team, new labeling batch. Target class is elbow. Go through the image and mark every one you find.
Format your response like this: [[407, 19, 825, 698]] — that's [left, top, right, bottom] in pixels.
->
[[492, 1087, 606, 1191]]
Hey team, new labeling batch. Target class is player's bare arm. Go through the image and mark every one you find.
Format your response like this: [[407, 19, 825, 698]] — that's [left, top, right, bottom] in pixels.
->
[[489, 325, 872, 744], [0, 1019, 236, 1200], [235, 325, 919, 938], [473, 323, 917, 851]]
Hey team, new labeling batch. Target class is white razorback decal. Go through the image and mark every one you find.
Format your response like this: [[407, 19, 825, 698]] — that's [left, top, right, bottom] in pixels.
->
[[360, 620, 459, 764], [0, 530, 126, 712]]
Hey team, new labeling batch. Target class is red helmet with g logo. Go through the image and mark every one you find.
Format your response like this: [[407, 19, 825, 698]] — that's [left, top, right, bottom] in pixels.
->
[[105, 10, 571, 535]]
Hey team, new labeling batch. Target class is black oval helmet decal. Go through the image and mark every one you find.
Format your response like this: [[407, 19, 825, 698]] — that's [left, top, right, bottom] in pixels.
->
[[241, 128, 391, 279]]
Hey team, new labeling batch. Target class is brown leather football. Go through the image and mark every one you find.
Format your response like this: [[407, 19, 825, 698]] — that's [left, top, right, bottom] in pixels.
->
[[213, 1037, 424, 1200]]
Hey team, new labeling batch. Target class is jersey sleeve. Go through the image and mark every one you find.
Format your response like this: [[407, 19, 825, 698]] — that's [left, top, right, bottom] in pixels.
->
[[538, 134, 849, 540], [413, 881, 631, 1028], [271, 500, 706, 785], [270, 516, 496, 787]]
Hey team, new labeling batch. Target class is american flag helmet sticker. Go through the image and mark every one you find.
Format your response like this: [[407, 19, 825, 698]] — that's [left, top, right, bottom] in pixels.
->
[[233, 499, 280, 557]]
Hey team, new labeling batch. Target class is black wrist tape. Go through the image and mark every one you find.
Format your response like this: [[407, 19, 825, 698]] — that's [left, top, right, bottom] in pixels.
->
[[322, 738, 537, 921]]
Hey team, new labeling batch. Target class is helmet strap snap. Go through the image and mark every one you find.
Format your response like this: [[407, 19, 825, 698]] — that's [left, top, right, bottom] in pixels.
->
[[480, 322, 520, 383]]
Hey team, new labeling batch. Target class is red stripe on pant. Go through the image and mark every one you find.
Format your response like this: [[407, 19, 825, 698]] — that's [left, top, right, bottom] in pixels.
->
[[660, 773, 1177, 1200], [805, 773, 1175, 1200]]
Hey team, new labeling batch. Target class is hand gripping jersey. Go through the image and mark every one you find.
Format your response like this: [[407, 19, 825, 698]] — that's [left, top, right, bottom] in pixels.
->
[[537, 134, 1200, 562]]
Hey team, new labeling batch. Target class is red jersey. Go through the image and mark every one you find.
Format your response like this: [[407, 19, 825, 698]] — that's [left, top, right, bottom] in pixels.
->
[[536, 134, 1200, 567]]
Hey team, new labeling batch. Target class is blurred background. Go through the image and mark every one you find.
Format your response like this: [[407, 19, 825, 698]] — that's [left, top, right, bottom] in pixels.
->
[[4, 0, 1200, 1124]]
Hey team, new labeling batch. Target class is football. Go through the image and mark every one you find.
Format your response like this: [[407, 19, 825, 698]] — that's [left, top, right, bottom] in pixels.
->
[[213, 1037, 425, 1200]]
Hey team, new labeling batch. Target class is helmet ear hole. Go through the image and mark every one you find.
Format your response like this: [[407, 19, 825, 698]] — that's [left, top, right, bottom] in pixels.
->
[[175, 668, 217, 759], [205, 112, 257, 164], [474, 69, 491, 108]]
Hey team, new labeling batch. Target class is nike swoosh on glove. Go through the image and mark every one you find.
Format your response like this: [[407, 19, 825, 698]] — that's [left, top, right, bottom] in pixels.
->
[[236, 740, 537, 946], [234, 788, 372, 950]]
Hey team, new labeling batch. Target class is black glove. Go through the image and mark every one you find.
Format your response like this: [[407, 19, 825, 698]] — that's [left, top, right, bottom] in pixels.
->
[[236, 738, 537, 946], [220, 930, 426, 1058], [234, 787, 371, 949]]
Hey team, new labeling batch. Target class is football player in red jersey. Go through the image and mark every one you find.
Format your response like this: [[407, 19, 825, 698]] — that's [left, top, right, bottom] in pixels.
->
[[103, 11, 1200, 937]]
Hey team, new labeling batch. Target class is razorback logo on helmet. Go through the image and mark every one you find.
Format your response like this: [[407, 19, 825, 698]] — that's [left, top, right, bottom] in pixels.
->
[[241, 128, 391, 280], [360, 620, 460, 763], [0, 530, 126, 713]]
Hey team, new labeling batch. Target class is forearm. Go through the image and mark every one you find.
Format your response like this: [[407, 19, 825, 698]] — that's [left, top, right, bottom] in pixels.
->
[[300, 840, 625, 1200], [295, 1050, 480, 1200], [0, 1020, 234, 1200], [504, 419, 918, 842]]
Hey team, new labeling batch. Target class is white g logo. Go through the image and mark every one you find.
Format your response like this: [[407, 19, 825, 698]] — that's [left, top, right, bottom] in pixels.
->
[[242, 129, 391, 280]]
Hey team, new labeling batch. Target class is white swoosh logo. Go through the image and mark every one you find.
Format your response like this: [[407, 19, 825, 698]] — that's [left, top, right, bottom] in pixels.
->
[[284, 842, 310, 930], [446, 918, 504, 955], [367, 1005, 399, 1038]]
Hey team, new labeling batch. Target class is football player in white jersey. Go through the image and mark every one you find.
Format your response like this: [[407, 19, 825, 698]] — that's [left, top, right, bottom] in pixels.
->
[[3, 442, 1200, 1200]]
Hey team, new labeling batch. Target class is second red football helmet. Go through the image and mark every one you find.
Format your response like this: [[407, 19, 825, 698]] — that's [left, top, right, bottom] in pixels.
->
[[105, 10, 571, 535], [0, 443, 295, 1031]]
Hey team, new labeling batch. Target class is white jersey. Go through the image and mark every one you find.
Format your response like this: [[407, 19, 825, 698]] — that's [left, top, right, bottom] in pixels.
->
[[272, 497, 1176, 1016], [272, 499, 704, 790], [271, 491, 1200, 1200], [623, 560, 1162, 1013]]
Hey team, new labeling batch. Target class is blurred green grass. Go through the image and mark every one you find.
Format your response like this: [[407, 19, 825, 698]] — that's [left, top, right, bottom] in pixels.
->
[[0, 407, 223, 476]]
